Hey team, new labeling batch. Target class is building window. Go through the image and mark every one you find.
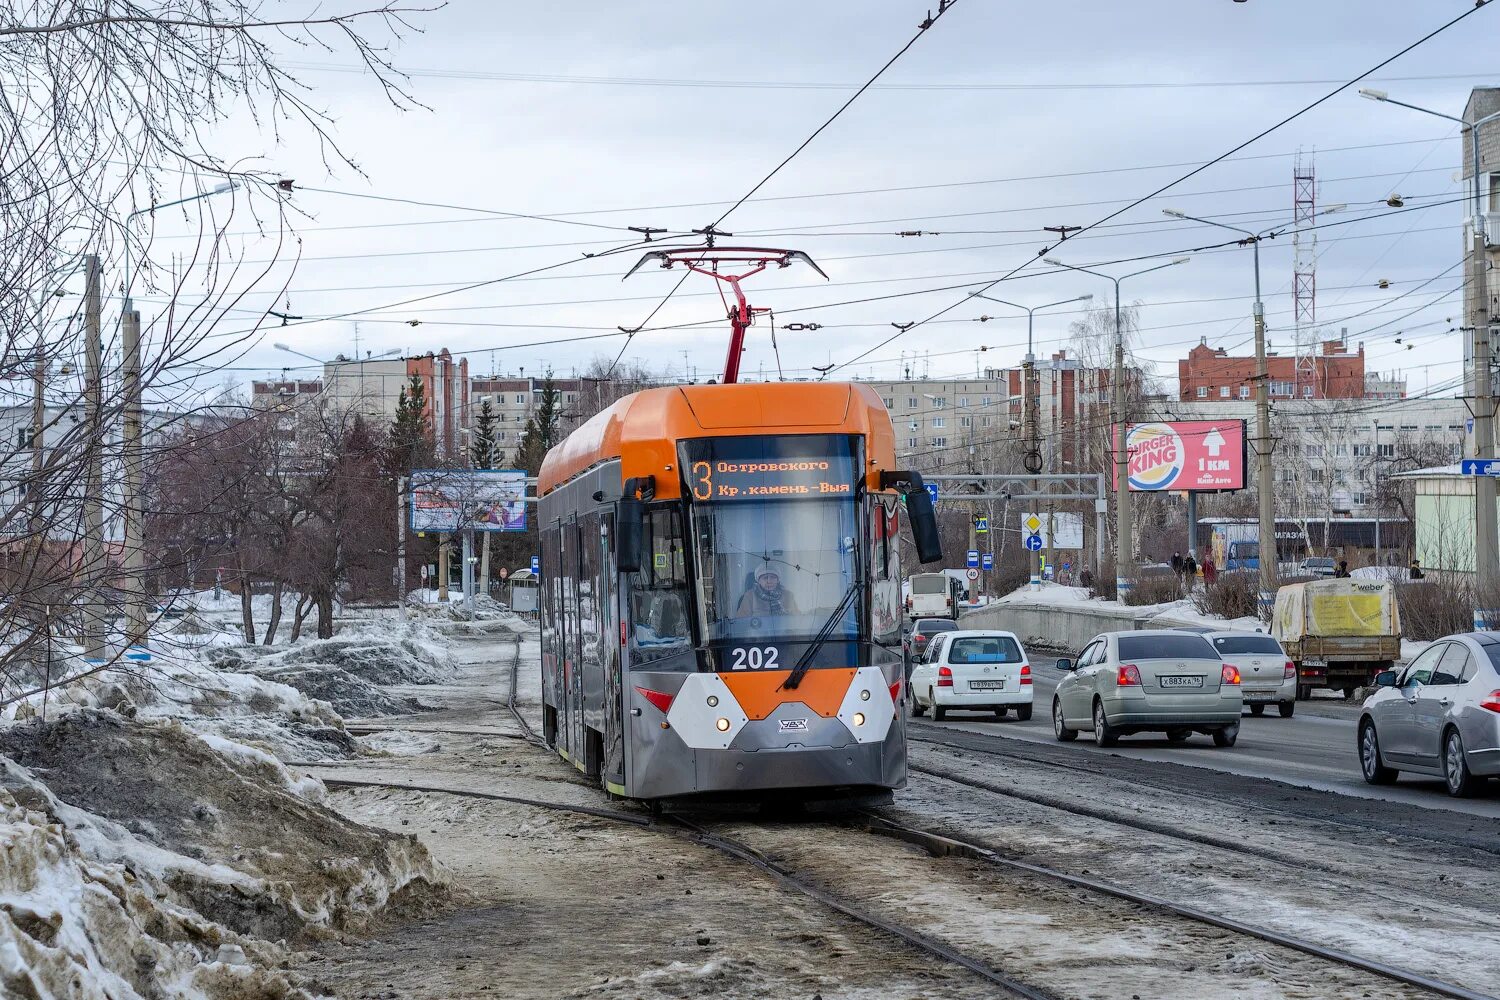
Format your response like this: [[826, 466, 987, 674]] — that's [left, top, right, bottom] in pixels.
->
[[907, 437, 918, 449], [907, 397, 918, 409], [498, 431, 507, 441], [1302, 386, 1314, 398], [1308, 468, 1324, 483], [930, 436, 947, 448], [932, 417, 946, 429], [1333, 443, 1348, 457], [980, 396, 991, 405], [566, 393, 575, 402], [1353, 443, 1371, 457], [1270, 380, 1293, 396], [1377, 443, 1394, 458], [1238, 385, 1250, 399], [959, 416, 972, 427], [1424, 425, 1441, 433], [1451, 443, 1463, 459], [17, 426, 35, 450], [515, 394, 527, 404], [1400, 424, 1417, 432], [884, 398, 894, 409], [1305, 444, 1323, 458], [932, 397, 947, 408], [1196, 386, 1207, 398], [959, 397, 969, 407], [1219, 386, 1230, 398]]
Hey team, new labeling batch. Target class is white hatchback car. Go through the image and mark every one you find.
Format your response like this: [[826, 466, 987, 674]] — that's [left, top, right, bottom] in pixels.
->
[[909, 630, 1034, 721]]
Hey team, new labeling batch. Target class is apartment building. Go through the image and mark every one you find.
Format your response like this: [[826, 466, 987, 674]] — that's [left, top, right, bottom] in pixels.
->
[[1177, 336, 1394, 403]]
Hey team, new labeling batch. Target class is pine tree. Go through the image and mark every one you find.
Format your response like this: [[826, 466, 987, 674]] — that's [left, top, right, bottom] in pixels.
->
[[513, 373, 561, 475], [386, 374, 433, 473], [471, 398, 499, 469]]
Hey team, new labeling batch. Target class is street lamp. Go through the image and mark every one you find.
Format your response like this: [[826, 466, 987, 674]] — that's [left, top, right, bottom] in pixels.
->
[[1042, 255, 1190, 597], [123, 181, 238, 311], [1360, 87, 1500, 626], [1159, 205, 1338, 609]]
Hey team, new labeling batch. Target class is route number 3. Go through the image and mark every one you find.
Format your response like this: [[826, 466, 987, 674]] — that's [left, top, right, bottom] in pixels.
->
[[729, 646, 780, 670]]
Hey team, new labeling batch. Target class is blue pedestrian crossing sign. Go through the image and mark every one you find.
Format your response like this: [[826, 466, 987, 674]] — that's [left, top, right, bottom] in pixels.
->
[[1024, 534, 1043, 551], [981, 552, 993, 570], [974, 515, 989, 534], [966, 549, 980, 568], [924, 482, 939, 504]]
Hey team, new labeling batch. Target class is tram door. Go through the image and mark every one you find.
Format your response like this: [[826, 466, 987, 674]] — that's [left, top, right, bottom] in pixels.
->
[[541, 525, 563, 745], [597, 513, 626, 788]]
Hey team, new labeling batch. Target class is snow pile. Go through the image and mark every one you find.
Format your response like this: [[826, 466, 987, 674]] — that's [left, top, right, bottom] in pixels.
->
[[0, 781, 315, 1000], [0, 712, 445, 942], [274, 635, 451, 686]]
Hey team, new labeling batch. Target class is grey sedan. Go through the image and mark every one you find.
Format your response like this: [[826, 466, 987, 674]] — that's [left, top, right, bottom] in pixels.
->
[[1358, 632, 1500, 796], [1053, 629, 1244, 747]]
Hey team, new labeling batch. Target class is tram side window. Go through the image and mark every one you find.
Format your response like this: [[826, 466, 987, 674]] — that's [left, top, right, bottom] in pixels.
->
[[630, 506, 692, 663], [870, 499, 901, 644]]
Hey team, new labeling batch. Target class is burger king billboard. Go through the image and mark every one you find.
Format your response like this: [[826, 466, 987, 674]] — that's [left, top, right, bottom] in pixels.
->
[[1114, 420, 1246, 492]]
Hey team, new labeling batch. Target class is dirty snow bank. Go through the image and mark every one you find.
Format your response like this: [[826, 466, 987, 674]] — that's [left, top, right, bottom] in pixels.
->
[[0, 781, 314, 1000], [0, 711, 446, 943]]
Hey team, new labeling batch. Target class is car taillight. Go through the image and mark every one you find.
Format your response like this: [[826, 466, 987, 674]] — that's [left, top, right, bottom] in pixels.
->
[[937, 666, 953, 688], [945, 597, 952, 606], [1116, 664, 1141, 686], [1284, 661, 1296, 680], [634, 686, 673, 714], [1480, 690, 1500, 713], [1222, 664, 1242, 685], [1020, 664, 1032, 685]]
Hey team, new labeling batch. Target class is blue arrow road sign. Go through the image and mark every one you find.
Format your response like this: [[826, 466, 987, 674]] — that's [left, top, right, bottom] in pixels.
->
[[531, 555, 541, 574], [966, 549, 980, 567], [981, 552, 993, 569], [1024, 534, 1043, 551], [924, 482, 939, 504], [1461, 459, 1500, 476]]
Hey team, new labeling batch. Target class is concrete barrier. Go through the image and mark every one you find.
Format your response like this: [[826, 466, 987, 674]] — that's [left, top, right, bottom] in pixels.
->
[[957, 600, 1202, 654]]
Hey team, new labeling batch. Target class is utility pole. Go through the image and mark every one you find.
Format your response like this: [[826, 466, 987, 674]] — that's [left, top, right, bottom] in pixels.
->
[[122, 305, 147, 644], [82, 255, 106, 661], [1252, 245, 1278, 613], [438, 532, 450, 603]]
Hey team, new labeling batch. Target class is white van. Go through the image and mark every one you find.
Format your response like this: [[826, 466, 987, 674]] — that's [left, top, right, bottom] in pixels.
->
[[906, 572, 959, 620]]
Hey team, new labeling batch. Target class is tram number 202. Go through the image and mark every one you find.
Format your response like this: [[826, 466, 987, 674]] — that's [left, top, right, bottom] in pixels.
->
[[728, 646, 780, 670]]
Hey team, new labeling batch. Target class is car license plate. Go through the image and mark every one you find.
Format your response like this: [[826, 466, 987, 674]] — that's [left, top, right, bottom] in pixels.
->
[[1242, 691, 1275, 702], [970, 680, 1006, 690], [1159, 675, 1203, 688]]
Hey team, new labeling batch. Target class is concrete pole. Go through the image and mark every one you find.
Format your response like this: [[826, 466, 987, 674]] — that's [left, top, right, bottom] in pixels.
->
[[461, 528, 475, 611], [122, 307, 146, 644], [1113, 279, 1134, 599], [82, 255, 106, 660], [437, 532, 450, 602], [1252, 239, 1278, 614], [1468, 119, 1498, 626]]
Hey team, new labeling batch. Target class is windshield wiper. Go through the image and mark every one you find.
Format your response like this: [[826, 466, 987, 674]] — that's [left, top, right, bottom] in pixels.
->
[[780, 581, 860, 691]]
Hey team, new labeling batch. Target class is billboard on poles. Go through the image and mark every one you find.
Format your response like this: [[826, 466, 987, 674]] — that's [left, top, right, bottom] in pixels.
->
[[409, 469, 528, 532], [1114, 420, 1247, 492]]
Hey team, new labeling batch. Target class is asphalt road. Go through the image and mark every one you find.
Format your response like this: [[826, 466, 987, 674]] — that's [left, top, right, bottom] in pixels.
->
[[919, 661, 1500, 820]]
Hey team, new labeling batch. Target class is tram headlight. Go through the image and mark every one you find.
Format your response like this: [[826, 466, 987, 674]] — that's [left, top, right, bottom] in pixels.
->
[[852, 712, 866, 727], [707, 695, 719, 707], [715, 717, 731, 732], [860, 689, 870, 701]]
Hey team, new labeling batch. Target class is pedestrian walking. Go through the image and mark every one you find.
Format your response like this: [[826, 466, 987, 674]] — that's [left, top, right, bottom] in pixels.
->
[[1409, 558, 1425, 580], [1333, 559, 1351, 578], [1203, 555, 1217, 586], [1171, 551, 1183, 580], [1183, 553, 1198, 591]]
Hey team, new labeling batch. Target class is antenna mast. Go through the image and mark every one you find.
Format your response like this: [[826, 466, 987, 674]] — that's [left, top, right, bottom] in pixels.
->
[[1293, 151, 1318, 398]]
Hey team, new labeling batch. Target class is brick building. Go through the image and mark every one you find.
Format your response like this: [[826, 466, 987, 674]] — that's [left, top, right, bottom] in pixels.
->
[[1177, 337, 1382, 403]]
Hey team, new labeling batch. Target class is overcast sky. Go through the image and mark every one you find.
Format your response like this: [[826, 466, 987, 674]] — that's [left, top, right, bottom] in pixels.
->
[[133, 0, 1497, 399]]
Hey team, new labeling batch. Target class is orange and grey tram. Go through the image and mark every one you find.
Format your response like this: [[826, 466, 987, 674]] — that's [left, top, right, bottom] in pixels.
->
[[536, 381, 941, 803]]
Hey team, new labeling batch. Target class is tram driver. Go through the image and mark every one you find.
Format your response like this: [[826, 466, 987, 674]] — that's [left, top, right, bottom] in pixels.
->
[[735, 561, 800, 619]]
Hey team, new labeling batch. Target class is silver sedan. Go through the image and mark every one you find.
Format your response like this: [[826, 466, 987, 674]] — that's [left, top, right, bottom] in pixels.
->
[[1358, 632, 1500, 796], [1053, 629, 1244, 747]]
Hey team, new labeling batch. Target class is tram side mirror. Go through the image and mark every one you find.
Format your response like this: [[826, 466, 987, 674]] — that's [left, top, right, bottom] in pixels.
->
[[904, 477, 942, 565], [617, 498, 646, 573]]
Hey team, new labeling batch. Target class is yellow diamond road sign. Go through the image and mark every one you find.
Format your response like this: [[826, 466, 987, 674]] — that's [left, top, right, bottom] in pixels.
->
[[1023, 514, 1042, 534]]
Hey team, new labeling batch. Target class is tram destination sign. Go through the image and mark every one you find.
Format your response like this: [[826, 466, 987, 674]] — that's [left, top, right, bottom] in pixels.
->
[[681, 435, 856, 502]]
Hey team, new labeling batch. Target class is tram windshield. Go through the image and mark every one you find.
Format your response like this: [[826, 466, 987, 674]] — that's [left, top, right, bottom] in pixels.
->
[[681, 435, 861, 643]]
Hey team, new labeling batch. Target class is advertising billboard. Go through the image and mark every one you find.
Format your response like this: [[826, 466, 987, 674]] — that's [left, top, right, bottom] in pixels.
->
[[1116, 420, 1246, 492], [409, 469, 528, 532]]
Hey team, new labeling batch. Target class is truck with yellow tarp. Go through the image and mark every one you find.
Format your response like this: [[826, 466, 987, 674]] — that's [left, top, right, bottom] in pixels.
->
[[1271, 579, 1402, 699]]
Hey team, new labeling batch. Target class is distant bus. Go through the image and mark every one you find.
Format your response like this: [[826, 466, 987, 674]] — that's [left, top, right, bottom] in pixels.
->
[[907, 572, 960, 620]]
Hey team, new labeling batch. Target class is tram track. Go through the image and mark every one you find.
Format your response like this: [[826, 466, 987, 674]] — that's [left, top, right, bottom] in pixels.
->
[[306, 644, 1487, 1000], [906, 722, 1500, 857]]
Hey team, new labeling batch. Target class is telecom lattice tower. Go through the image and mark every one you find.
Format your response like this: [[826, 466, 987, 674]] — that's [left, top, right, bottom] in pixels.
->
[[1292, 152, 1318, 398]]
